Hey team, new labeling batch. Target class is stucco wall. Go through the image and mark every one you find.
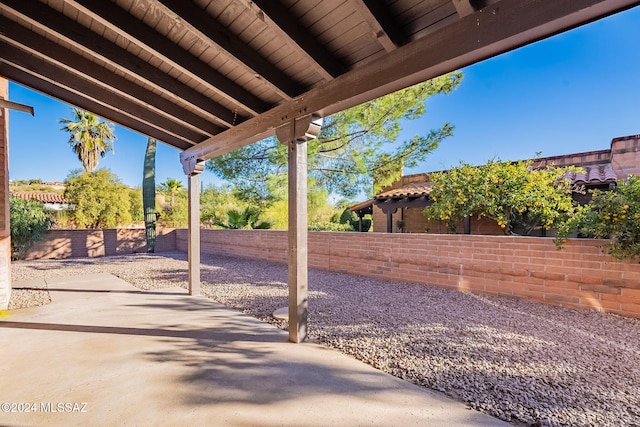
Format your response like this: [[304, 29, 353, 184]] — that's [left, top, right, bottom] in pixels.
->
[[374, 204, 504, 235]]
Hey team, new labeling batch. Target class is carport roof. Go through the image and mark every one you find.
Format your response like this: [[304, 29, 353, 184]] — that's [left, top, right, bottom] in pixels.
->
[[1, 0, 638, 171]]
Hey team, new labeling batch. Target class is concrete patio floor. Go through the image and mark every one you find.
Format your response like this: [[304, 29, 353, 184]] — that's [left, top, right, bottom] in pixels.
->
[[1, 273, 509, 427]]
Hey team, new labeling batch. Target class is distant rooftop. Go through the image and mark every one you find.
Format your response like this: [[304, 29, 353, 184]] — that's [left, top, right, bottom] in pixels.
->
[[11, 192, 69, 204]]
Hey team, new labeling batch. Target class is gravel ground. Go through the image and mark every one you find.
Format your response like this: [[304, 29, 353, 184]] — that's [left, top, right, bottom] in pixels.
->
[[10, 252, 640, 426]]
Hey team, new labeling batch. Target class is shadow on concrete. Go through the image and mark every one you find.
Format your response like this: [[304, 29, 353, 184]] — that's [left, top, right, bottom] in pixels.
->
[[1, 271, 510, 426], [0, 319, 281, 343], [13, 286, 182, 296]]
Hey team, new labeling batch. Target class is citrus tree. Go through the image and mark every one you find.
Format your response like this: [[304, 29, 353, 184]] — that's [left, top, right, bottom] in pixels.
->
[[555, 176, 640, 260], [424, 160, 580, 235]]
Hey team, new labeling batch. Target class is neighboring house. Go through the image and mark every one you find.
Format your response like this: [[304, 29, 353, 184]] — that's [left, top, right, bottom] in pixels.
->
[[351, 134, 640, 234], [10, 191, 73, 211]]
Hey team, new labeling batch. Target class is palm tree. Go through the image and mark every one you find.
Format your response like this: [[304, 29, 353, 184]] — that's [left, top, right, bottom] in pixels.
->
[[215, 206, 272, 229], [158, 178, 184, 207], [59, 108, 116, 172]]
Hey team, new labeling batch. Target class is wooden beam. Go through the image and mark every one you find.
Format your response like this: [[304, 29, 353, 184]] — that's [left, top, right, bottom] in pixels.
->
[[181, 0, 639, 164], [0, 63, 195, 150], [0, 99, 33, 116], [151, 0, 305, 100], [0, 0, 239, 127], [350, 0, 409, 51], [1, 43, 206, 144], [374, 197, 432, 213], [0, 16, 222, 137], [275, 115, 322, 343], [67, 0, 264, 117], [251, 0, 346, 80], [452, 0, 477, 17]]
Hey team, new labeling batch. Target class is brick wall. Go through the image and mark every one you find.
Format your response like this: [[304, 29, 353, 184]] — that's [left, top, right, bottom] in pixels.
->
[[176, 229, 640, 319], [23, 228, 177, 260], [611, 135, 640, 178], [21, 227, 640, 319], [176, 229, 288, 264]]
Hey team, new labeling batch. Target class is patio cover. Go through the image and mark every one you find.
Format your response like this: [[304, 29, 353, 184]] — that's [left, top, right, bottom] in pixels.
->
[[1, 0, 638, 342]]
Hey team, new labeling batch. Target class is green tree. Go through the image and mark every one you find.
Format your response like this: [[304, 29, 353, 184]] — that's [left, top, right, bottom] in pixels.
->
[[424, 160, 580, 235], [263, 199, 288, 229], [157, 178, 184, 207], [64, 169, 133, 228], [259, 180, 346, 230], [332, 207, 371, 232], [157, 194, 188, 227], [214, 206, 272, 229], [556, 176, 640, 260], [129, 188, 144, 222], [200, 184, 247, 226], [207, 73, 463, 199], [9, 196, 53, 260], [59, 108, 116, 172], [308, 186, 338, 224]]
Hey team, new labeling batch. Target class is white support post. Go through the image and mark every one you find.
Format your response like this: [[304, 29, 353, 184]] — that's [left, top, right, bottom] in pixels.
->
[[276, 115, 322, 343], [182, 157, 205, 297]]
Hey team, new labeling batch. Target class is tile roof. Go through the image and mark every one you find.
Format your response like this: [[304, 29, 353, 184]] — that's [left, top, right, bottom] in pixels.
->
[[349, 199, 374, 212], [11, 192, 69, 204], [566, 163, 617, 185], [375, 182, 434, 200]]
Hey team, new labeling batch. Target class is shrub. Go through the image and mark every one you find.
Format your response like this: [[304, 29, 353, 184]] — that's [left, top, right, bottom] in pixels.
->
[[308, 222, 353, 231], [214, 207, 272, 229], [10, 196, 53, 260], [556, 176, 640, 260]]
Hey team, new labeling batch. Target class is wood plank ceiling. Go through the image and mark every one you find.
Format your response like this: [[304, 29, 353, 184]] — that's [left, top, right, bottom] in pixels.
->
[[1, 0, 638, 170]]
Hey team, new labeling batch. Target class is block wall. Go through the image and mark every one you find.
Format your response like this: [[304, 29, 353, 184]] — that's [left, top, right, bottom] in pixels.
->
[[176, 229, 640, 319], [23, 228, 176, 260]]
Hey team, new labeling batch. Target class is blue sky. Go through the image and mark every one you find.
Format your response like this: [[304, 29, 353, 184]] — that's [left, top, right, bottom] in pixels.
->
[[7, 6, 640, 192]]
